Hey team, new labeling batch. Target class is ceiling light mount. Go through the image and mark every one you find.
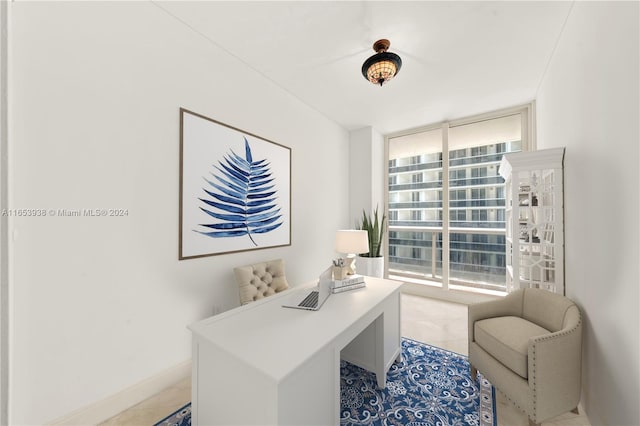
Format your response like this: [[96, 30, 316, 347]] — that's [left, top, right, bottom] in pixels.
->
[[362, 39, 402, 86], [372, 39, 391, 53]]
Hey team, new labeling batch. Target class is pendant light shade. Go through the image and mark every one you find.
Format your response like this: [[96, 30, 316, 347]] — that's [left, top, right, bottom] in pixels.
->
[[361, 39, 403, 86]]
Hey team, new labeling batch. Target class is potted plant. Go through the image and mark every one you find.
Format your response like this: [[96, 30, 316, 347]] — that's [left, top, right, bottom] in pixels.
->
[[356, 206, 386, 277]]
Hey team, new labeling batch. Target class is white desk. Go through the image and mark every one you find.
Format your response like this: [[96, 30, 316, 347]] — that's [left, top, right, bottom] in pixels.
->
[[189, 276, 402, 425]]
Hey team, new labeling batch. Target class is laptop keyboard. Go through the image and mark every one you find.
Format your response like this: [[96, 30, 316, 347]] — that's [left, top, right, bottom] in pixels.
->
[[298, 291, 319, 308]]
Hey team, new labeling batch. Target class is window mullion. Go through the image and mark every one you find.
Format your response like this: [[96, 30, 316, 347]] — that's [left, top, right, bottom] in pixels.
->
[[442, 123, 450, 290]]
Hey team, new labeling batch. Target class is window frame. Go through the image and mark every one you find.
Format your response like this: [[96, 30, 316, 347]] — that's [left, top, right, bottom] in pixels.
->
[[383, 102, 535, 291]]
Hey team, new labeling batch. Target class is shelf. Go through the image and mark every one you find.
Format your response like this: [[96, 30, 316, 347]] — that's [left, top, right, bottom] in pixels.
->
[[518, 238, 541, 244], [519, 246, 542, 255], [501, 148, 565, 295]]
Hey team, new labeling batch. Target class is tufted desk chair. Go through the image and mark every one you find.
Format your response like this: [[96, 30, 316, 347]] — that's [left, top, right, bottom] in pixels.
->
[[468, 288, 582, 426], [234, 259, 289, 305]]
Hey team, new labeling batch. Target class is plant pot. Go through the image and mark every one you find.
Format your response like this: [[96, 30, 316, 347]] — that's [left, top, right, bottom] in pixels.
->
[[357, 256, 384, 278]]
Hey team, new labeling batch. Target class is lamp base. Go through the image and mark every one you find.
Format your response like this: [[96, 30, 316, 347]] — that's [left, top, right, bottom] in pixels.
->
[[344, 256, 357, 275]]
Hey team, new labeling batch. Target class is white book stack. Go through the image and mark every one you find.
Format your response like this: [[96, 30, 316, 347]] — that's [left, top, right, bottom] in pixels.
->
[[331, 274, 366, 293]]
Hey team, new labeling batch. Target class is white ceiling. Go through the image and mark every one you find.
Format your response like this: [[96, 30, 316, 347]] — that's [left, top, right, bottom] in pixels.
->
[[156, 1, 573, 134]]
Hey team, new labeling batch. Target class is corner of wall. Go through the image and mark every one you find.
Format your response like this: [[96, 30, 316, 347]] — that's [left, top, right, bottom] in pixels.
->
[[348, 126, 385, 224]]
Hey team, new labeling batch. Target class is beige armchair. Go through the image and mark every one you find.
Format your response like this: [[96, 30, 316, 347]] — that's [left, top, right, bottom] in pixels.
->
[[468, 288, 582, 426], [234, 259, 289, 305]]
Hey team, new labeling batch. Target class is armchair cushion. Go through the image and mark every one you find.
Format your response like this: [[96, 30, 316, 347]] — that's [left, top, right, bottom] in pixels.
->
[[474, 316, 550, 379]]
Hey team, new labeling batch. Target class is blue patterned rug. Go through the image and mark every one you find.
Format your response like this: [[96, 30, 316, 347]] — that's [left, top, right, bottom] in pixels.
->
[[153, 338, 495, 426]]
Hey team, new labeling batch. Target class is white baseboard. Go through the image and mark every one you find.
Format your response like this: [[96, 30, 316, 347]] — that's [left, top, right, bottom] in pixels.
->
[[49, 359, 191, 426]]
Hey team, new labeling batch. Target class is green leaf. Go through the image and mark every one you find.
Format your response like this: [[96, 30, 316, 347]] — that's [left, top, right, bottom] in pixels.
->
[[357, 205, 386, 257]]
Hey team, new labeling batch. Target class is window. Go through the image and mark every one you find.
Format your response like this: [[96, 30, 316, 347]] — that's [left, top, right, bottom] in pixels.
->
[[450, 169, 466, 180], [450, 149, 467, 160], [471, 188, 486, 200], [450, 189, 466, 201], [450, 210, 467, 222], [471, 167, 487, 178], [472, 146, 488, 157], [386, 105, 531, 292], [411, 247, 422, 259], [472, 210, 488, 222], [473, 234, 489, 243]]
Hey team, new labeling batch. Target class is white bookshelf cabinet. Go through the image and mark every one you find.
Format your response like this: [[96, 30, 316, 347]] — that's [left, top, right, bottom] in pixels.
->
[[499, 148, 565, 294]]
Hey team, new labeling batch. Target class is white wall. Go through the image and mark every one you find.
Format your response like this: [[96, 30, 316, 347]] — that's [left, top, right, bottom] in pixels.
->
[[0, 1, 8, 424], [536, 2, 639, 425], [348, 127, 385, 225], [8, 2, 349, 424]]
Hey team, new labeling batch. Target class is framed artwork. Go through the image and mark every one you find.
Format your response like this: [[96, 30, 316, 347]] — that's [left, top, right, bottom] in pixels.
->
[[179, 108, 291, 259]]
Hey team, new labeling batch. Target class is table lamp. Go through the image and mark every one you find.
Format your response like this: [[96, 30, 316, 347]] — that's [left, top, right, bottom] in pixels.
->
[[335, 230, 369, 276]]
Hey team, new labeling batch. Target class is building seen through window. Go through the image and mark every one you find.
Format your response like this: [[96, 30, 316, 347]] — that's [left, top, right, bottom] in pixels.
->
[[387, 112, 526, 292]]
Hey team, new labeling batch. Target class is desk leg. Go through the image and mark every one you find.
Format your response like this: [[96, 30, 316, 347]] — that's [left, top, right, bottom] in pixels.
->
[[341, 289, 401, 390], [374, 314, 386, 389]]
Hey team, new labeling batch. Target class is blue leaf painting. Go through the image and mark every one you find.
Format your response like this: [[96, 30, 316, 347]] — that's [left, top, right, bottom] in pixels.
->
[[196, 138, 283, 246]]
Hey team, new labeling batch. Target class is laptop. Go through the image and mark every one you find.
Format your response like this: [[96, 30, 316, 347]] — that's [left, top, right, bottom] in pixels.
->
[[282, 267, 332, 311]]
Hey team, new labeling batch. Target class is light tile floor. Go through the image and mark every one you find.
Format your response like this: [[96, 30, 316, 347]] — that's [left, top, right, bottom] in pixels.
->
[[101, 293, 590, 426]]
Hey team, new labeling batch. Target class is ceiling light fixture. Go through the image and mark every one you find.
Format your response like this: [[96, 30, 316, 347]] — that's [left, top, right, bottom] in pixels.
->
[[361, 39, 403, 86]]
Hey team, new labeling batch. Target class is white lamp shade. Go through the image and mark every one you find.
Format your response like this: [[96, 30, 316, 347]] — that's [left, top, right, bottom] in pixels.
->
[[335, 230, 369, 254]]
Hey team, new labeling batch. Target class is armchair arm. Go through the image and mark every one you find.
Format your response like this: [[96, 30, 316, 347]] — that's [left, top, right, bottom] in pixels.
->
[[468, 290, 524, 343], [527, 305, 582, 422]]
